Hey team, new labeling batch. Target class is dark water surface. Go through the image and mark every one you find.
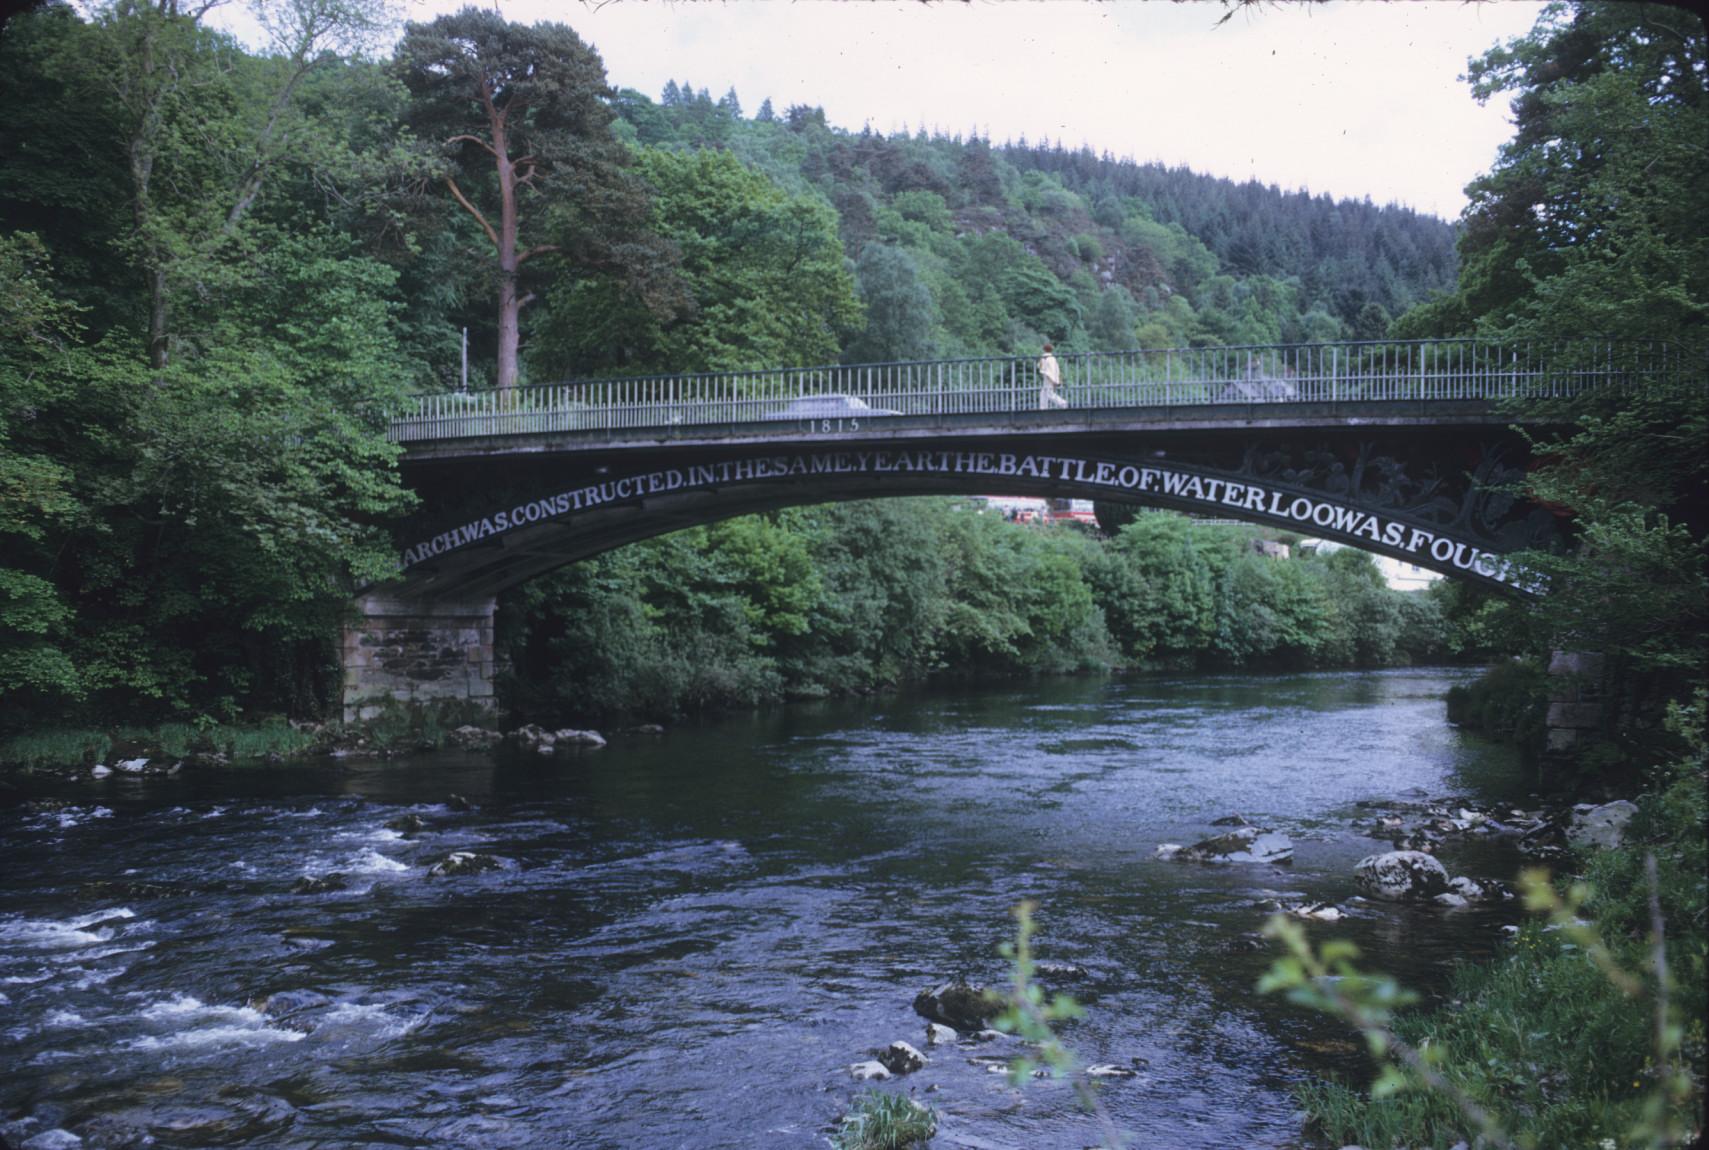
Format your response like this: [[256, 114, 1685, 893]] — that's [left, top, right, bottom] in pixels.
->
[[1, 669, 1533, 1149]]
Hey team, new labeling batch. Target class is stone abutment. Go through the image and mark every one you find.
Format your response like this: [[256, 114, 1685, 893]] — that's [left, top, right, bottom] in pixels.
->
[[341, 593, 496, 723]]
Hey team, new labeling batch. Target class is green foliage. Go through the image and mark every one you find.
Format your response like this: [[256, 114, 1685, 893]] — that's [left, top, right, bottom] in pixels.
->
[[501, 504, 1451, 726], [1445, 658, 1551, 747], [536, 147, 859, 376], [832, 1091, 936, 1150], [993, 900, 1087, 1083], [0, 2, 418, 730], [1269, 710, 1707, 1150], [991, 900, 1123, 1149], [0, 728, 112, 771], [844, 242, 938, 364]]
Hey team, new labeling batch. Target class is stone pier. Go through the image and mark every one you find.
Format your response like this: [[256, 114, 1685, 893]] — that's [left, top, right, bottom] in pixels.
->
[[341, 592, 496, 722], [1543, 650, 1606, 758]]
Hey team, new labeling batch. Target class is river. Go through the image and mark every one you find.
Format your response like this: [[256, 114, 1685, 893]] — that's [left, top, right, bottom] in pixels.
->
[[0, 668, 1533, 1150]]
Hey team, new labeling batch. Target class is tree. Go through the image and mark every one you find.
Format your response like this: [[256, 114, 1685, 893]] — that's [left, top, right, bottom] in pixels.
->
[[395, 8, 643, 393], [844, 242, 938, 364], [90, 0, 392, 370], [1396, 3, 1708, 682], [539, 147, 858, 375]]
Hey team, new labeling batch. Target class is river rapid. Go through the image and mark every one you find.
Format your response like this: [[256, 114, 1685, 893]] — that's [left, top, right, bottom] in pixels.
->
[[1, 668, 1534, 1150]]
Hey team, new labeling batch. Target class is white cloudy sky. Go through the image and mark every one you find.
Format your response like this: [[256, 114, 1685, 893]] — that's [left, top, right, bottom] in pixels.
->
[[217, 0, 1551, 221]]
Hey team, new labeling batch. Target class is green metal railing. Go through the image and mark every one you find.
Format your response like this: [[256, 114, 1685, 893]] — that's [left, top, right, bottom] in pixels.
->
[[387, 340, 1688, 443]]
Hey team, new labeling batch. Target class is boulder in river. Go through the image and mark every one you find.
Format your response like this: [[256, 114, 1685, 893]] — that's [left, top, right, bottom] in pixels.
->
[[1446, 876, 1502, 904], [427, 851, 501, 877], [291, 873, 348, 895], [1286, 901, 1344, 922], [924, 1022, 958, 1046], [1353, 850, 1450, 902], [90, 764, 112, 779], [877, 1040, 928, 1075], [251, 989, 332, 1019], [506, 724, 556, 753], [1035, 960, 1088, 980], [848, 1060, 891, 1082], [1086, 1063, 1139, 1078], [1163, 826, 1294, 865], [385, 812, 425, 836], [552, 728, 607, 749], [116, 757, 149, 773], [1567, 800, 1638, 851], [447, 726, 501, 751], [1209, 813, 1252, 827], [912, 979, 998, 1031]]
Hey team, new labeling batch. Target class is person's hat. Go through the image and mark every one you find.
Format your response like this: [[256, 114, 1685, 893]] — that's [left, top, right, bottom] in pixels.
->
[[1042, 342, 1054, 352]]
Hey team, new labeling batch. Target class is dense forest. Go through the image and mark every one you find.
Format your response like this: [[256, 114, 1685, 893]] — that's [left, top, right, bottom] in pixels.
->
[[0, 0, 1463, 730]]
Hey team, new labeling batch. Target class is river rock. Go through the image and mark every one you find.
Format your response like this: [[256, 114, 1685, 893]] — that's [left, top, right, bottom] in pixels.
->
[[427, 851, 501, 877], [1167, 826, 1294, 864], [552, 728, 606, 749], [848, 1060, 891, 1082], [1209, 813, 1252, 827], [1353, 850, 1450, 901], [877, 1040, 928, 1075], [252, 989, 332, 1019], [506, 724, 555, 752], [1445, 875, 1511, 904], [291, 873, 348, 895], [1433, 892, 1470, 908], [1286, 901, 1344, 922], [924, 1022, 958, 1046], [445, 794, 475, 813], [116, 757, 149, 773], [1036, 961, 1088, 980], [447, 726, 501, 751], [1086, 1063, 1139, 1078], [90, 764, 112, 779], [1567, 800, 1638, 850], [385, 813, 425, 835], [912, 980, 998, 1031], [20, 1129, 83, 1150]]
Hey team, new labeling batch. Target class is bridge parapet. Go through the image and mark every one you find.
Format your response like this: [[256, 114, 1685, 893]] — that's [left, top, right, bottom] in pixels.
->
[[388, 339, 1682, 444]]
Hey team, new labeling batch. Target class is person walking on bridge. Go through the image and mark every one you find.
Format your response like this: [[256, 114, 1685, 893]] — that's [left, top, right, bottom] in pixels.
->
[[1038, 342, 1068, 409]]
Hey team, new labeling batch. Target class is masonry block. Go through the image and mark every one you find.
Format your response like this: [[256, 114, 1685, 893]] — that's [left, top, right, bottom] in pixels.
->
[[342, 592, 497, 722]]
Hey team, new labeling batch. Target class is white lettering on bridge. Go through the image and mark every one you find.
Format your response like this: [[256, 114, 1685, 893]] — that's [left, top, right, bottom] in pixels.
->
[[399, 450, 1542, 593]]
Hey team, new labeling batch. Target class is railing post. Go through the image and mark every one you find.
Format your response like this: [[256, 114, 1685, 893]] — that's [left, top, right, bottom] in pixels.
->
[[1330, 345, 1338, 403]]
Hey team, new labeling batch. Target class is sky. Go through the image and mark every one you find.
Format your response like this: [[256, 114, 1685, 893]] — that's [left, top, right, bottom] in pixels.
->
[[216, 0, 1552, 222]]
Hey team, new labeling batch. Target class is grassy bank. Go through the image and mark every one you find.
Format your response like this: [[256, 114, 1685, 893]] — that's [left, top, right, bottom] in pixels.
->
[[0, 700, 498, 773]]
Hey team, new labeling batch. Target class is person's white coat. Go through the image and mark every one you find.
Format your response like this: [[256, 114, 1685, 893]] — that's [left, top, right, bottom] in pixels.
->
[[1038, 350, 1067, 409]]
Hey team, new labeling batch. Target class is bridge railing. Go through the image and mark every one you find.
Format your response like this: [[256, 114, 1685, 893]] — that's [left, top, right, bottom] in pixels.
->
[[387, 339, 1686, 442]]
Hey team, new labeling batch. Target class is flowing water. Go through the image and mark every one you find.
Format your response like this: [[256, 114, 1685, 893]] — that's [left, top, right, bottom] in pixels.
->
[[0, 668, 1534, 1150]]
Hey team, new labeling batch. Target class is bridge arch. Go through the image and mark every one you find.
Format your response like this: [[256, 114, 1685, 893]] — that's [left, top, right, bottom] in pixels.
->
[[343, 440, 1551, 720]]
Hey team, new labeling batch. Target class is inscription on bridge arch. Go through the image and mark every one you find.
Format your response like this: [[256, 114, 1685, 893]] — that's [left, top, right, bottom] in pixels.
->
[[399, 449, 1543, 593]]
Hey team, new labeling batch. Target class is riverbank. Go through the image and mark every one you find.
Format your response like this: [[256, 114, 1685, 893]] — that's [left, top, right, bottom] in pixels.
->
[[0, 707, 556, 780], [1285, 689, 1707, 1149]]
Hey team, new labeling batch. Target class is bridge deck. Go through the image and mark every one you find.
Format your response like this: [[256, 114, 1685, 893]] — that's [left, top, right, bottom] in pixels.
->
[[388, 339, 1681, 448]]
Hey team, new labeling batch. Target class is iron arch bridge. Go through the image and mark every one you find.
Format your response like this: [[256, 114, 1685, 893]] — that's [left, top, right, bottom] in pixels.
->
[[341, 339, 1685, 719]]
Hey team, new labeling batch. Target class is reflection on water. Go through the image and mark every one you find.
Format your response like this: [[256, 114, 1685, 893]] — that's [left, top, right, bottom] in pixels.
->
[[0, 668, 1530, 1149]]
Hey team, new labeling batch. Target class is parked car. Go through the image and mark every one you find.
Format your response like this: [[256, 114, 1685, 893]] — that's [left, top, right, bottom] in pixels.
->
[[1217, 376, 1297, 402], [762, 394, 900, 420]]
